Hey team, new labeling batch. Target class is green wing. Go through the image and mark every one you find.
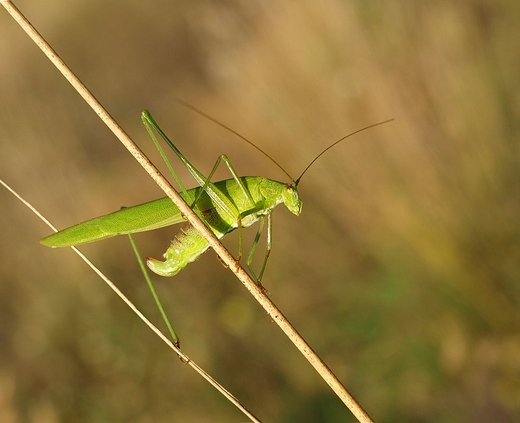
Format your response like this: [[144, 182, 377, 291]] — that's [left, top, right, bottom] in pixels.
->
[[39, 178, 259, 248], [40, 196, 184, 247]]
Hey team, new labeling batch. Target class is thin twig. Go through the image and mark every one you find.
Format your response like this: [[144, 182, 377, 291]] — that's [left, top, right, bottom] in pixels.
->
[[0, 178, 261, 423], [1, 2, 374, 422]]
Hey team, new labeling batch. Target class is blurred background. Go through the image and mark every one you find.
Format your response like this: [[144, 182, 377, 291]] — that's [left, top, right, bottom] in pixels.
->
[[1, 1, 519, 422]]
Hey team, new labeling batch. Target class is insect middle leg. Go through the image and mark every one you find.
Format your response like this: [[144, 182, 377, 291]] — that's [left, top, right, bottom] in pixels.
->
[[195, 154, 261, 261]]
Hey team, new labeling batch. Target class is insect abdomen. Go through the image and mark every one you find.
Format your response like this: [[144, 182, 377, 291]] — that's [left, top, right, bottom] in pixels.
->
[[147, 222, 212, 276], [146, 207, 232, 277]]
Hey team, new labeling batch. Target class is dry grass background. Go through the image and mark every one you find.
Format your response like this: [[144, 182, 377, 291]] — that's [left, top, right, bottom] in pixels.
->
[[1, 1, 519, 422]]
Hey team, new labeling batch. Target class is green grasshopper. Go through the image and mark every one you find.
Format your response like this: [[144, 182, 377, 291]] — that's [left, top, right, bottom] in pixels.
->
[[40, 107, 391, 281]]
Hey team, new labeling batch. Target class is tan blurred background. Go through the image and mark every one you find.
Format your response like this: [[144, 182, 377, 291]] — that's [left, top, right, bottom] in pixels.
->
[[1, 1, 519, 422]]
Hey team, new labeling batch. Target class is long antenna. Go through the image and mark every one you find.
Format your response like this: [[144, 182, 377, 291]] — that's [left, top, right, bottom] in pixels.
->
[[178, 100, 393, 186], [295, 118, 394, 186], [177, 99, 294, 181]]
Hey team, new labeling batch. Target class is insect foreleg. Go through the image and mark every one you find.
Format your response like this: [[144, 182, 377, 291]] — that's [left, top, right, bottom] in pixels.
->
[[258, 212, 273, 282], [246, 212, 273, 283]]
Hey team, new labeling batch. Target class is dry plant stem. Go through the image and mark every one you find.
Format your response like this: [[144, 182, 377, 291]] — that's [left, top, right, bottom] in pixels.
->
[[1, 2, 374, 422], [0, 179, 261, 423]]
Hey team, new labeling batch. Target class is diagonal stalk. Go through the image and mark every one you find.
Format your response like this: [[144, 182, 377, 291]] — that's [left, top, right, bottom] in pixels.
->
[[1, 2, 374, 422]]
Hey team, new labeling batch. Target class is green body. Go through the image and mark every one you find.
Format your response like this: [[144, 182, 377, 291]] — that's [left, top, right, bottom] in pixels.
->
[[39, 109, 388, 279], [40, 176, 302, 276], [41, 110, 303, 279]]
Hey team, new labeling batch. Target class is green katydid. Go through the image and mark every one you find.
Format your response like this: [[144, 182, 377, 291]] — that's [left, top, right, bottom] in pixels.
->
[[40, 106, 392, 281]]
